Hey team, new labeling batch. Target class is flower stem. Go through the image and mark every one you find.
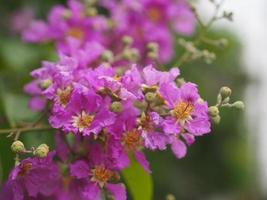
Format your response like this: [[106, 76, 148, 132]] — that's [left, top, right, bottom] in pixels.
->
[[0, 126, 53, 135]]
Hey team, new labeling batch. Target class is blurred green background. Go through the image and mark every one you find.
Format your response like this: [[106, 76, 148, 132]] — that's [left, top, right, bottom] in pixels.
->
[[0, 0, 256, 199]]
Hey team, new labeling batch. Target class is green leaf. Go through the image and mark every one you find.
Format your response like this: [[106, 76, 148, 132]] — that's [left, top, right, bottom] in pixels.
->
[[1, 93, 38, 127], [122, 155, 153, 200]]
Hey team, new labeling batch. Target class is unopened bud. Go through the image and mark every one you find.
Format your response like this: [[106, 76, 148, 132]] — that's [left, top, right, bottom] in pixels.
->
[[86, 7, 97, 16], [147, 51, 158, 60], [208, 106, 219, 117], [11, 140, 25, 153], [122, 36, 133, 47], [110, 101, 123, 113], [211, 115, 221, 124], [101, 50, 114, 63], [220, 86, 232, 99], [145, 92, 156, 102], [217, 38, 228, 48], [166, 194, 176, 200], [62, 9, 72, 19], [34, 144, 49, 158], [232, 101, 245, 110], [40, 79, 52, 89], [147, 42, 159, 52]]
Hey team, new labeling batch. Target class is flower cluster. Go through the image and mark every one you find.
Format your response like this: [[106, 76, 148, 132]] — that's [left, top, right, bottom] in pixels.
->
[[22, 0, 195, 64], [1, 1, 214, 200]]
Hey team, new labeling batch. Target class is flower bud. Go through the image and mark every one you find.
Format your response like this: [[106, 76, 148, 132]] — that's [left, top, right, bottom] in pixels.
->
[[86, 7, 97, 17], [208, 106, 219, 117], [122, 36, 133, 46], [34, 144, 49, 158], [232, 101, 245, 110], [11, 140, 25, 153], [110, 101, 123, 113], [62, 9, 72, 19], [211, 115, 221, 124], [220, 86, 232, 99], [145, 92, 156, 102], [101, 50, 114, 63], [166, 194, 176, 200], [147, 51, 158, 60], [40, 79, 52, 89], [147, 42, 159, 52]]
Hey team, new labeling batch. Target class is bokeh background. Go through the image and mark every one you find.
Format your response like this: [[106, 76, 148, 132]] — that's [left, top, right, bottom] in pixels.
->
[[0, 0, 265, 199]]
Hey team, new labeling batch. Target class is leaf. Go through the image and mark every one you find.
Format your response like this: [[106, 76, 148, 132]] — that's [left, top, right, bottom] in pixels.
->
[[122, 155, 153, 200], [1, 93, 38, 127]]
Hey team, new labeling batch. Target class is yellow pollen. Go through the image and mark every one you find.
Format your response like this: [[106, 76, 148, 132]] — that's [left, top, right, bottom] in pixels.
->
[[122, 129, 142, 151], [72, 111, 94, 132], [91, 166, 114, 187], [67, 27, 85, 40], [172, 101, 194, 122], [57, 86, 72, 106], [147, 7, 161, 22]]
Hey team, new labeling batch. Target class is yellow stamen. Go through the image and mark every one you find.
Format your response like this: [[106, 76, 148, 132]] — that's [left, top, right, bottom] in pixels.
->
[[57, 86, 72, 106], [91, 166, 114, 188], [171, 101, 194, 122], [122, 129, 142, 151], [72, 111, 94, 132], [147, 7, 161, 22]]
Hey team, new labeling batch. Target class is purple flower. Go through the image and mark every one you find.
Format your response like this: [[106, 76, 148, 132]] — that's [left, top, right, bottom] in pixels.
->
[[159, 82, 211, 158], [0, 153, 60, 200]]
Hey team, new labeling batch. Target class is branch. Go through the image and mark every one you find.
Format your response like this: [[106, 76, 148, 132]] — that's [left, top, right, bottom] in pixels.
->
[[0, 126, 54, 135]]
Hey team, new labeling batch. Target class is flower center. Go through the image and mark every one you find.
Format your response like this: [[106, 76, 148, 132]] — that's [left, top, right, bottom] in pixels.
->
[[57, 86, 72, 106], [67, 27, 85, 40], [18, 161, 32, 177], [172, 101, 194, 122], [91, 166, 114, 188], [72, 111, 94, 132], [139, 114, 154, 132], [122, 129, 142, 151], [147, 7, 161, 22]]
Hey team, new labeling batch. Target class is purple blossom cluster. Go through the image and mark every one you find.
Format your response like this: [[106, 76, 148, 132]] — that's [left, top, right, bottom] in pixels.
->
[[0, 1, 212, 200], [22, 0, 195, 64]]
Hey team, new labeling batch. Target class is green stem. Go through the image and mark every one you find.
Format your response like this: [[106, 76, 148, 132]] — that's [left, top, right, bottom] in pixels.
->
[[0, 126, 53, 135]]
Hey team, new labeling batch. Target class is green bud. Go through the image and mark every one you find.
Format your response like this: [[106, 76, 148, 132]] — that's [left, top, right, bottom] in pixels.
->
[[147, 51, 158, 60], [122, 36, 133, 46], [40, 79, 52, 89], [11, 140, 25, 153], [145, 92, 156, 102], [232, 101, 245, 110], [101, 50, 114, 63], [220, 86, 232, 99], [34, 144, 49, 158], [208, 106, 219, 117], [217, 38, 228, 48], [147, 42, 159, 52], [86, 7, 97, 17], [166, 194, 176, 200], [110, 101, 123, 113], [211, 115, 221, 124], [62, 9, 72, 19]]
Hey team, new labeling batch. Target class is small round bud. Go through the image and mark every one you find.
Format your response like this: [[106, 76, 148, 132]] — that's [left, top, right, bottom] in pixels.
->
[[130, 48, 139, 61], [208, 106, 219, 117], [11, 140, 25, 153], [34, 144, 49, 158], [86, 7, 97, 16], [211, 115, 221, 124], [166, 194, 176, 200], [147, 51, 158, 60], [101, 50, 114, 63], [145, 92, 156, 102], [110, 101, 123, 113], [232, 101, 245, 110], [220, 86, 232, 99], [40, 79, 52, 89], [147, 42, 159, 52], [122, 36, 133, 46], [217, 38, 228, 48], [62, 9, 72, 19]]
